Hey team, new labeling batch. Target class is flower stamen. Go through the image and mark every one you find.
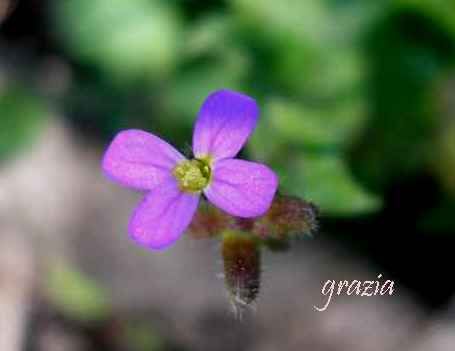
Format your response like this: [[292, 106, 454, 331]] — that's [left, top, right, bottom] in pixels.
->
[[173, 158, 211, 193]]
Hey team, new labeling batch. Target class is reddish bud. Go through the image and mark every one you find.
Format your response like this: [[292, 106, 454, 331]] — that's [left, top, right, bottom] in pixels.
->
[[251, 194, 318, 240], [222, 231, 261, 312]]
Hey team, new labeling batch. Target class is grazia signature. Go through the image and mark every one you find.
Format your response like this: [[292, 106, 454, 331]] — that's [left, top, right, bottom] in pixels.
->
[[315, 274, 395, 311]]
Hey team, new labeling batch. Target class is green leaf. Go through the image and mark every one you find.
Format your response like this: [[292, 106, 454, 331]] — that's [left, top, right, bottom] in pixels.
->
[[46, 263, 111, 322], [125, 322, 166, 351], [395, 0, 455, 40], [0, 88, 47, 161], [165, 49, 249, 121], [266, 97, 367, 149], [231, 0, 330, 45], [280, 153, 381, 215], [184, 15, 234, 57], [54, 0, 182, 82], [275, 45, 367, 99]]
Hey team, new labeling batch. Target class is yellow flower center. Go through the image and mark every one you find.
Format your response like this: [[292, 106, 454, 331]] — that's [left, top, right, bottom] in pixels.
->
[[173, 158, 211, 193]]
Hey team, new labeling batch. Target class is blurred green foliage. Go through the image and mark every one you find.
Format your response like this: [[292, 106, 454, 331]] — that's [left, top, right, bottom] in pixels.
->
[[46, 262, 111, 322], [4, 0, 455, 219], [54, 0, 183, 82], [0, 87, 47, 161], [125, 322, 166, 351]]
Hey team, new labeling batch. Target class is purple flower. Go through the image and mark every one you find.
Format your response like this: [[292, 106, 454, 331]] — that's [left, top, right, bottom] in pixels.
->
[[102, 89, 278, 250]]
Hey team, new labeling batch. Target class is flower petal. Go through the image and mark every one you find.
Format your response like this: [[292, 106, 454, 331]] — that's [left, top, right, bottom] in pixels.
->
[[102, 129, 184, 190], [128, 178, 200, 250], [192, 89, 259, 161], [204, 159, 278, 218]]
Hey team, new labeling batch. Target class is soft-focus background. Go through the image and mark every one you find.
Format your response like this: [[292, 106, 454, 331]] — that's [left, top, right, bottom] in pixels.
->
[[2, 0, 455, 350]]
